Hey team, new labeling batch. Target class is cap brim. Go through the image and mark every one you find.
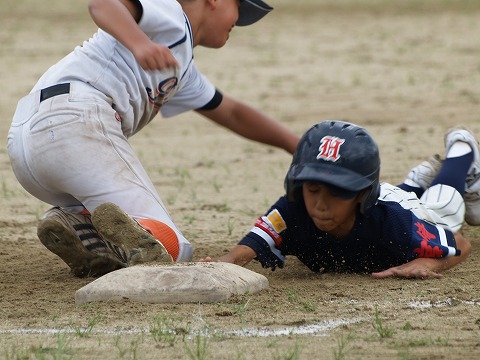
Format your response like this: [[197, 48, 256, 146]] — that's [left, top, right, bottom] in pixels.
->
[[294, 164, 373, 192], [236, 0, 273, 27]]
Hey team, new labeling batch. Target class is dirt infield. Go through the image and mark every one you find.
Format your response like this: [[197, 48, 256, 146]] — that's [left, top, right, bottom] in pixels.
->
[[1, 0, 480, 358]]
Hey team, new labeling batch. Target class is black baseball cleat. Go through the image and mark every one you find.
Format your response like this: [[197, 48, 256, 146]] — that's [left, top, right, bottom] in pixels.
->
[[37, 207, 126, 277]]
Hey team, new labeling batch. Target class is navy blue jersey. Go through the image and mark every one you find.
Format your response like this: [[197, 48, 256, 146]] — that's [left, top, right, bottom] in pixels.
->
[[239, 188, 460, 273]]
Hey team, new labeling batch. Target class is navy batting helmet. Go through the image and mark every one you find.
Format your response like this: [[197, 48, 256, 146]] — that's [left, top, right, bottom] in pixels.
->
[[285, 120, 380, 213]]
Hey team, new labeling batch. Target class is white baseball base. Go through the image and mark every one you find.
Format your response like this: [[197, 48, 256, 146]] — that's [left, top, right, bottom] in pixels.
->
[[75, 262, 269, 304]]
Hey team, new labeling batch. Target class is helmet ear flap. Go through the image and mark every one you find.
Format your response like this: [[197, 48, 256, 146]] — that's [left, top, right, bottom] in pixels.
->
[[359, 181, 380, 213], [285, 175, 303, 202]]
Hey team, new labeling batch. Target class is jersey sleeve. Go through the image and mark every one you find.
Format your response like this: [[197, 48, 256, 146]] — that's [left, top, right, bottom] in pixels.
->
[[408, 216, 460, 259], [376, 184, 461, 261], [239, 197, 291, 270], [138, 0, 183, 36], [371, 199, 461, 263], [137, 0, 217, 117], [160, 65, 216, 117]]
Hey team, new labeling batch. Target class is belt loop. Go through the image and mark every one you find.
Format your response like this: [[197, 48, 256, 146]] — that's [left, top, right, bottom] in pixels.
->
[[40, 83, 71, 102]]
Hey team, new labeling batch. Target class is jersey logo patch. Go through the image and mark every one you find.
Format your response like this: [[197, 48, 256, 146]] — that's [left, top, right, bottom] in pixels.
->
[[317, 136, 345, 162], [146, 76, 178, 111], [266, 209, 287, 233]]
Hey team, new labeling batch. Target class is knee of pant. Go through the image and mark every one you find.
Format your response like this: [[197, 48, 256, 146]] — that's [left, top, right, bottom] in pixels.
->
[[420, 184, 465, 232], [136, 219, 180, 261]]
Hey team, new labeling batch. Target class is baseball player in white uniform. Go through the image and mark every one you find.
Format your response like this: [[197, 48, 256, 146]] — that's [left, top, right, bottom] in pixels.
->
[[7, 0, 300, 277]]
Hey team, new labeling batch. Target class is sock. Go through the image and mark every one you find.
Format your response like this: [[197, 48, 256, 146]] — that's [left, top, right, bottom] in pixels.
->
[[430, 144, 473, 195]]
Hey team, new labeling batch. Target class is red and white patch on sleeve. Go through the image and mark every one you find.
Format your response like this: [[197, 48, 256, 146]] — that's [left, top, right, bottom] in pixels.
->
[[254, 209, 286, 247]]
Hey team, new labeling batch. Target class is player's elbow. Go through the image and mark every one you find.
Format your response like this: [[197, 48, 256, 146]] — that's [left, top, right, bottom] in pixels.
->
[[455, 232, 472, 261], [462, 239, 472, 260]]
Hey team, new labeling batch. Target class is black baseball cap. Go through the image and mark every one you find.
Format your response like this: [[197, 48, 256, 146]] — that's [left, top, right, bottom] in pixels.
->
[[236, 0, 273, 26]]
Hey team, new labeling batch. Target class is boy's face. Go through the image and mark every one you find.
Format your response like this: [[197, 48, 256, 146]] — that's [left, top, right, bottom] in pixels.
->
[[201, 0, 240, 48], [302, 182, 361, 238]]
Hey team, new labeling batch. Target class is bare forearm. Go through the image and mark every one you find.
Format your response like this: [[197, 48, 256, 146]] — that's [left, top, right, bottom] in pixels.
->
[[89, 0, 147, 49], [216, 245, 257, 267], [228, 103, 298, 153], [198, 96, 299, 154], [441, 232, 472, 271], [88, 0, 178, 70], [422, 254, 467, 273]]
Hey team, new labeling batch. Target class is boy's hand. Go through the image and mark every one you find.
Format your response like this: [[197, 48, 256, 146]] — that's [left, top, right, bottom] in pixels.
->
[[133, 42, 179, 71], [198, 254, 237, 264], [198, 256, 219, 263], [89, 0, 179, 72], [371, 258, 444, 279], [198, 245, 256, 267]]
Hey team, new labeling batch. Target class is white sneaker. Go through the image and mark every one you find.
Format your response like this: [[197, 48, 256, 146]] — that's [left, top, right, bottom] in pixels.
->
[[445, 127, 480, 226], [444, 127, 480, 193], [38, 207, 126, 277], [404, 154, 443, 190]]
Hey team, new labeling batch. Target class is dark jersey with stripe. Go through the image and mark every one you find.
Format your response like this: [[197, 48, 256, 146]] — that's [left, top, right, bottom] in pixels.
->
[[239, 192, 459, 273]]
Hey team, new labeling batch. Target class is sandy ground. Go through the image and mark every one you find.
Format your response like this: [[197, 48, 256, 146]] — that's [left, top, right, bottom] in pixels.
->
[[1, 0, 480, 358]]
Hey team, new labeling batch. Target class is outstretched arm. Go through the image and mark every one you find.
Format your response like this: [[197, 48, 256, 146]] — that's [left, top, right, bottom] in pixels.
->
[[200, 245, 257, 267], [88, 0, 178, 70], [197, 94, 299, 154], [372, 232, 471, 279]]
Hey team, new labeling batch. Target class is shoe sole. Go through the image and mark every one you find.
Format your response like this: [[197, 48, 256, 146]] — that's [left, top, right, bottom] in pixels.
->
[[464, 192, 480, 226], [91, 203, 173, 265], [38, 219, 125, 277]]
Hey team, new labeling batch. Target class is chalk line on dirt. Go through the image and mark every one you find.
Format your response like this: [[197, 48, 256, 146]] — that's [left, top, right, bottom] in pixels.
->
[[408, 298, 479, 309], [0, 318, 362, 337], [326, 297, 479, 309], [2, 298, 477, 338]]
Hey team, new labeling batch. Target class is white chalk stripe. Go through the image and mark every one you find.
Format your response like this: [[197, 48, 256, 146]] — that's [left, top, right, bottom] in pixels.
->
[[0, 318, 363, 337]]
